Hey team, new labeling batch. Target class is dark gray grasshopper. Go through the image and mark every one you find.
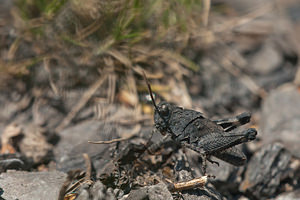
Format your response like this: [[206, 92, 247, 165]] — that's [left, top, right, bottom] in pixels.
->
[[143, 72, 257, 174]]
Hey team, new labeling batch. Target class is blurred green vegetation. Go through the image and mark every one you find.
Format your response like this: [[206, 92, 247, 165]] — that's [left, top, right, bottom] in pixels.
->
[[2, 0, 208, 91], [16, 0, 203, 45], [16, 0, 68, 19]]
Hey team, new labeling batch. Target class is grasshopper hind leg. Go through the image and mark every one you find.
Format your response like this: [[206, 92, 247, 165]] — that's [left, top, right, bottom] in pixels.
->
[[213, 146, 247, 166], [214, 112, 251, 132], [207, 157, 219, 166]]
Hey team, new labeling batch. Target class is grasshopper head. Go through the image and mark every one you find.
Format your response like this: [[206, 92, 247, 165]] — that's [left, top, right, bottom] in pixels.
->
[[154, 101, 173, 135]]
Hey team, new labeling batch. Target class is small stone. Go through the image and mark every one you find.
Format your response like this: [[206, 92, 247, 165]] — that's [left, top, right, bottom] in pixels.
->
[[76, 189, 90, 200], [250, 42, 282, 75], [0, 171, 67, 200], [89, 181, 116, 200], [0, 158, 24, 172], [260, 85, 300, 157], [240, 143, 291, 199], [125, 183, 173, 200], [275, 189, 300, 200], [18, 124, 53, 164]]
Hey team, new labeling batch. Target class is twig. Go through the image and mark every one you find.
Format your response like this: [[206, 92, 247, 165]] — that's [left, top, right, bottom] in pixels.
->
[[76, 19, 104, 41], [56, 74, 108, 132], [7, 37, 21, 60], [44, 58, 60, 96], [83, 153, 92, 181], [107, 73, 116, 103], [212, 2, 274, 34], [88, 137, 132, 144], [166, 176, 209, 192], [117, 115, 152, 125], [88, 124, 141, 144], [202, 0, 211, 27]]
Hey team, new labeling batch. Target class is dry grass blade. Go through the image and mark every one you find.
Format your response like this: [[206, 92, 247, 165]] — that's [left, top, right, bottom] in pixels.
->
[[163, 50, 199, 72], [132, 65, 164, 79], [76, 19, 104, 41], [56, 74, 108, 132], [213, 2, 274, 34], [0, 58, 39, 75], [117, 115, 152, 125], [202, 0, 211, 27], [88, 137, 131, 144], [107, 49, 132, 68], [63, 193, 77, 200], [83, 153, 92, 181], [65, 177, 93, 195], [7, 38, 21, 60], [65, 177, 85, 195], [107, 73, 116, 103], [43, 58, 59, 96], [63, 157, 93, 196], [220, 56, 267, 98]]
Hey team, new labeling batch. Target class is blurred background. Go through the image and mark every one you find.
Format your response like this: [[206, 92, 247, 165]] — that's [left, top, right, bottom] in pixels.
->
[[1, 0, 300, 199]]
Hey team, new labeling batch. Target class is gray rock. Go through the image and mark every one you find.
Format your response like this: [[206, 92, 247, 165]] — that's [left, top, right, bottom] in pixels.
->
[[240, 143, 291, 199], [260, 85, 300, 157], [275, 189, 300, 200], [54, 120, 116, 172], [0, 171, 67, 200], [255, 63, 296, 90], [180, 186, 224, 200], [90, 181, 109, 199], [197, 57, 254, 115], [207, 158, 242, 183], [249, 42, 282, 75], [221, 0, 274, 14], [32, 98, 65, 129], [0, 93, 31, 124], [0, 158, 24, 172], [76, 189, 90, 200], [125, 183, 173, 200], [76, 181, 116, 200], [0, 153, 30, 172], [206, 157, 244, 195], [19, 124, 53, 164]]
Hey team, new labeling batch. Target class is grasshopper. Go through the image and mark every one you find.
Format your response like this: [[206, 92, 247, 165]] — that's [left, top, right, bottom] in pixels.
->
[[143, 72, 257, 174]]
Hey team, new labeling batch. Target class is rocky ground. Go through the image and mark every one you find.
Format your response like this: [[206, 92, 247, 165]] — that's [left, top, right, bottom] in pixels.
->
[[1, 0, 300, 200]]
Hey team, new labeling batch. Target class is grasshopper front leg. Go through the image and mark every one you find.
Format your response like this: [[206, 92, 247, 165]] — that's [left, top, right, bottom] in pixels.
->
[[182, 143, 211, 174], [147, 134, 171, 154]]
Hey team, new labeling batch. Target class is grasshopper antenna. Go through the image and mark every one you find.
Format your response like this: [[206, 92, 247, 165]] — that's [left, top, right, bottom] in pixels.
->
[[143, 71, 176, 137], [142, 71, 159, 113]]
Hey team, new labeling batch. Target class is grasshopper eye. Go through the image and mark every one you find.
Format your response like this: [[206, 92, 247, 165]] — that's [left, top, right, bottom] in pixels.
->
[[160, 104, 170, 117]]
